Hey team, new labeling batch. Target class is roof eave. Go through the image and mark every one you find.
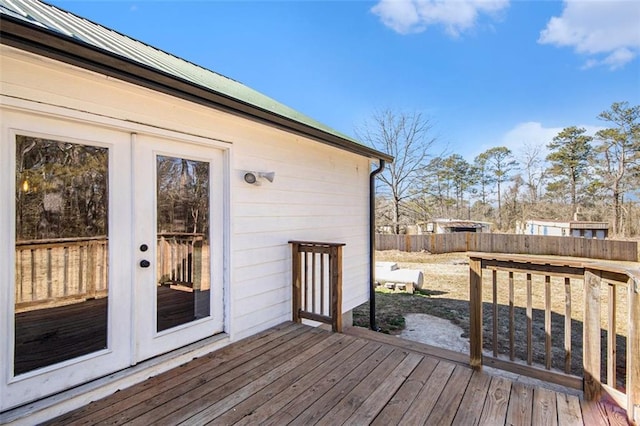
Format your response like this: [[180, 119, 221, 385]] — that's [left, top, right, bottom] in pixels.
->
[[0, 16, 394, 163]]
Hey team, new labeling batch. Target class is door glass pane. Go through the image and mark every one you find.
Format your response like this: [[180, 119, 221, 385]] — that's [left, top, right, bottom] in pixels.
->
[[14, 135, 109, 375], [156, 155, 210, 332]]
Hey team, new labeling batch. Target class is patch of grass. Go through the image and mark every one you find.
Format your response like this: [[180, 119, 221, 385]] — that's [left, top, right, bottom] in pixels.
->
[[353, 287, 469, 334]]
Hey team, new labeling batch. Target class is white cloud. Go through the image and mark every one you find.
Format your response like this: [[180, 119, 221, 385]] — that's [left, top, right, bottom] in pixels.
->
[[538, 0, 640, 70], [497, 121, 604, 159], [371, 0, 510, 36], [501, 122, 560, 156]]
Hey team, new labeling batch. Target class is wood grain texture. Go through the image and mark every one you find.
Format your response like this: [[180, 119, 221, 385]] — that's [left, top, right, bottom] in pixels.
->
[[505, 382, 534, 426], [43, 323, 617, 426], [532, 387, 558, 426]]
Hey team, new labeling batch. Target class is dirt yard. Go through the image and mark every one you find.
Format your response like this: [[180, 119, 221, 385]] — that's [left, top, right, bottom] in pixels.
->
[[353, 250, 635, 386]]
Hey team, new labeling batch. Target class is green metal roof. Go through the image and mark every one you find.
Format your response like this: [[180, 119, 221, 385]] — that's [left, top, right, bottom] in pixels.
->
[[0, 0, 392, 162]]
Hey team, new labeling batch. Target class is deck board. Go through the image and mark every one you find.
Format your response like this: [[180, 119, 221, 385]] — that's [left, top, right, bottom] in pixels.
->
[[477, 376, 512, 425], [370, 356, 438, 425], [287, 344, 395, 425], [532, 387, 559, 426], [399, 360, 456, 424], [505, 382, 534, 426], [343, 352, 422, 425], [260, 341, 383, 426], [51, 322, 302, 424], [127, 327, 323, 425], [451, 370, 492, 426], [43, 322, 623, 426], [556, 392, 584, 426], [424, 364, 474, 425], [314, 348, 407, 425]]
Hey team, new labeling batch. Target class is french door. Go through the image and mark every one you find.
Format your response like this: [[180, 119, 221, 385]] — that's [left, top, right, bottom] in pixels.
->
[[2, 115, 132, 411], [133, 134, 224, 361], [2, 110, 226, 410]]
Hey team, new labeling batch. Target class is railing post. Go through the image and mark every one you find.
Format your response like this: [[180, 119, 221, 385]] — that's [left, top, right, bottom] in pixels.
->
[[291, 242, 301, 324], [628, 276, 640, 423], [583, 268, 602, 400], [469, 256, 483, 369], [330, 245, 343, 332]]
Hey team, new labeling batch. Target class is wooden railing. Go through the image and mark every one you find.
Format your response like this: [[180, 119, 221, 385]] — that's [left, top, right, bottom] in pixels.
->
[[157, 233, 209, 290], [15, 234, 209, 312], [15, 237, 108, 312], [289, 241, 345, 332], [469, 252, 640, 423]]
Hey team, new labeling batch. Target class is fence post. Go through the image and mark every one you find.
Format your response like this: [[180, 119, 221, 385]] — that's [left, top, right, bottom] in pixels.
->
[[469, 256, 483, 368], [628, 276, 640, 423], [583, 268, 602, 400], [291, 242, 301, 324]]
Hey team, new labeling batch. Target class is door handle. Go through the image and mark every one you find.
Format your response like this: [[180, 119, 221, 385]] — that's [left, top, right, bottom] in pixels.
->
[[140, 260, 151, 268]]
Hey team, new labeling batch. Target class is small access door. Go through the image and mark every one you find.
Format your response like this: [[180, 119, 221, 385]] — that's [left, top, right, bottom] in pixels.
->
[[133, 134, 225, 361]]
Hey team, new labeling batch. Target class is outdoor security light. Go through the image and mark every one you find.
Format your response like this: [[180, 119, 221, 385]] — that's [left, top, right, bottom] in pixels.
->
[[244, 171, 275, 185]]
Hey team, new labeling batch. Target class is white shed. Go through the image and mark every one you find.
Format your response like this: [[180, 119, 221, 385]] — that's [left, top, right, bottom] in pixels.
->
[[516, 220, 609, 239], [0, 0, 392, 420]]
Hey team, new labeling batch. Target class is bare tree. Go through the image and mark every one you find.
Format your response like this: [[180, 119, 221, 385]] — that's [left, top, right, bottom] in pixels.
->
[[357, 109, 436, 233], [519, 143, 547, 205], [476, 146, 517, 229]]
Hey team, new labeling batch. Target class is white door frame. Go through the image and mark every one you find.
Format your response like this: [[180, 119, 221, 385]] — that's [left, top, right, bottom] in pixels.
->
[[0, 110, 133, 411], [132, 133, 226, 362]]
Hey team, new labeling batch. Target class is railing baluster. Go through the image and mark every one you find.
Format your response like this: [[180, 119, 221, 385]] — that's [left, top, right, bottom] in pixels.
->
[[17, 249, 24, 303], [63, 246, 69, 296], [320, 253, 325, 315], [583, 268, 602, 400], [87, 241, 96, 298], [492, 269, 498, 357], [527, 273, 532, 366], [47, 247, 53, 299], [545, 275, 551, 370], [312, 252, 317, 314], [30, 249, 36, 301], [78, 244, 84, 294], [509, 271, 514, 361], [564, 277, 572, 374], [304, 252, 309, 312], [608, 283, 616, 388], [627, 277, 639, 424]]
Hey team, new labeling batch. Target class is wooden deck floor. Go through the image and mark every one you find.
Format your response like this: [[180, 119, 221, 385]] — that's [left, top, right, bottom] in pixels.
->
[[46, 322, 627, 425]]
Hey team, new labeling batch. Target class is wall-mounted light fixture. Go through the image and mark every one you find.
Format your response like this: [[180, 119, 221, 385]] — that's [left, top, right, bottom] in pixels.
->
[[244, 171, 275, 185]]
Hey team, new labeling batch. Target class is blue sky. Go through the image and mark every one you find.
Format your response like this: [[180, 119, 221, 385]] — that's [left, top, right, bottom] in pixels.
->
[[49, 0, 640, 162]]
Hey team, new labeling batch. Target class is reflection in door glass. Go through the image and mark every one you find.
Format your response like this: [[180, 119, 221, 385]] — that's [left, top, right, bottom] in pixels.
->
[[14, 135, 109, 375], [156, 155, 210, 332]]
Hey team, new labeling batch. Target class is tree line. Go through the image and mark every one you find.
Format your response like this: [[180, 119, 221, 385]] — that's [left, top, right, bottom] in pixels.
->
[[359, 102, 640, 237]]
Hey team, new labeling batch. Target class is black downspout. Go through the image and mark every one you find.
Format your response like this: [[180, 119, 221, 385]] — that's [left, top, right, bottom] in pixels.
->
[[369, 159, 385, 331]]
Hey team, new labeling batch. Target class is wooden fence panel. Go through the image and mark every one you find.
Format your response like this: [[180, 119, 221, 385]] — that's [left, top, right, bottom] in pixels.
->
[[376, 233, 638, 261]]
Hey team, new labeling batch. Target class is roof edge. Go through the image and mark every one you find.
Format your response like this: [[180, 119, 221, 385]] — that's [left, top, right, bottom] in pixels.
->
[[0, 15, 393, 163]]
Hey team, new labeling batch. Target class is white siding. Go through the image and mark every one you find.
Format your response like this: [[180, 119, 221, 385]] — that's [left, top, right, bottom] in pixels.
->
[[1, 46, 371, 342]]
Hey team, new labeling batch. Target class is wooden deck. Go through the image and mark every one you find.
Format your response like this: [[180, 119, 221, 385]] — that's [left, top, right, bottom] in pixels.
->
[[46, 322, 628, 425]]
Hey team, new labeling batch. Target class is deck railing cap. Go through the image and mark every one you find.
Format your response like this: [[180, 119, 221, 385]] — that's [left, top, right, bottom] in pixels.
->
[[288, 240, 345, 247]]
